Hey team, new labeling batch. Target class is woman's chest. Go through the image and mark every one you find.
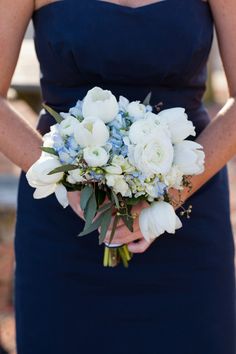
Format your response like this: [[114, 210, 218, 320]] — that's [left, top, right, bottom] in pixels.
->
[[33, 0, 213, 86]]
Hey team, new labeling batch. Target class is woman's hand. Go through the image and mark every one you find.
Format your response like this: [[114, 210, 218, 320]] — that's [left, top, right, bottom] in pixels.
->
[[67, 191, 84, 220], [104, 201, 153, 254]]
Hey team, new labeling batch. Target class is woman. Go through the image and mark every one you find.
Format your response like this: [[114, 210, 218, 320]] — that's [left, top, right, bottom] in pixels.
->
[[0, 0, 235, 353]]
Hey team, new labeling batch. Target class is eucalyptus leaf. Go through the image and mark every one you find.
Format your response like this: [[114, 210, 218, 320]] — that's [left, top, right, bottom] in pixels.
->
[[98, 202, 113, 213], [42, 103, 63, 123], [80, 185, 93, 211], [108, 214, 119, 245], [126, 196, 146, 206], [96, 189, 106, 207], [99, 209, 113, 245], [48, 164, 78, 175], [121, 207, 134, 233], [142, 91, 152, 106], [111, 191, 120, 209], [84, 191, 97, 227], [78, 210, 105, 236], [41, 147, 58, 156]]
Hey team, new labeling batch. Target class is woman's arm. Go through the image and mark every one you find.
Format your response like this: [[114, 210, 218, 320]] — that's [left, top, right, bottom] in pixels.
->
[[0, 0, 42, 172], [180, 0, 236, 201]]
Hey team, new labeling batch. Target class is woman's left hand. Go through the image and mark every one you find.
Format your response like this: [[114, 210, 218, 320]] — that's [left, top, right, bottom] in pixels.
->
[[104, 201, 153, 254]]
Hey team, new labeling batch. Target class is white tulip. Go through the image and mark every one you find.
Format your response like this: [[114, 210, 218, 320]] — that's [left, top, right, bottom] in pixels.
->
[[82, 87, 119, 123], [26, 156, 68, 208], [128, 133, 174, 177], [127, 101, 146, 120], [139, 201, 182, 242], [174, 140, 205, 175], [118, 95, 129, 111], [157, 108, 196, 143], [83, 146, 109, 167], [74, 117, 109, 147], [59, 115, 80, 137], [106, 174, 131, 197]]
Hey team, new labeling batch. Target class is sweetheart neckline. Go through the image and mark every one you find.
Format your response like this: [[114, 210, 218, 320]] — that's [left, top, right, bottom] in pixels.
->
[[34, 0, 208, 15], [34, 0, 170, 14]]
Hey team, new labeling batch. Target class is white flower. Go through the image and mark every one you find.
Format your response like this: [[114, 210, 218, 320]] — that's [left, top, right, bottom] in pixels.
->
[[104, 165, 122, 175], [129, 114, 170, 145], [128, 132, 174, 177], [127, 101, 146, 120], [157, 108, 196, 143], [59, 115, 80, 137], [111, 155, 134, 173], [82, 87, 119, 123], [26, 156, 68, 208], [129, 119, 155, 144], [118, 95, 129, 111], [106, 174, 131, 197], [67, 169, 86, 184], [139, 201, 182, 242], [74, 117, 109, 147], [164, 165, 184, 189], [174, 141, 205, 175], [83, 146, 109, 167]]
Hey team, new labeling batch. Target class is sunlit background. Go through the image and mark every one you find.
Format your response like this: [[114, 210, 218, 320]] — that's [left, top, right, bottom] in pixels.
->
[[0, 24, 235, 354]]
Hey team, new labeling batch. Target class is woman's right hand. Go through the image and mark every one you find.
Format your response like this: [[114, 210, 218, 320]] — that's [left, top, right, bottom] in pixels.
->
[[67, 191, 85, 220]]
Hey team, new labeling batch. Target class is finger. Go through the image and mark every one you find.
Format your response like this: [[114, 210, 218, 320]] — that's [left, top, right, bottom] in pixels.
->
[[127, 238, 151, 254], [107, 216, 125, 230], [104, 226, 142, 244]]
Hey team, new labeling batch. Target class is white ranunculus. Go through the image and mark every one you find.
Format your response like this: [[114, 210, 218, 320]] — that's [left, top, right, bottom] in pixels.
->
[[59, 115, 80, 137], [129, 119, 156, 144], [74, 117, 109, 147], [127, 101, 146, 120], [139, 201, 182, 242], [128, 132, 174, 177], [82, 87, 119, 123], [164, 165, 184, 189], [26, 156, 68, 207], [157, 108, 196, 143], [83, 146, 109, 167], [67, 169, 86, 184], [174, 140, 205, 175], [106, 174, 131, 197]]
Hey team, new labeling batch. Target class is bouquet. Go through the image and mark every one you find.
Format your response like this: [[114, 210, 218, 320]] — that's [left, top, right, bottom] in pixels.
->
[[26, 87, 205, 267]]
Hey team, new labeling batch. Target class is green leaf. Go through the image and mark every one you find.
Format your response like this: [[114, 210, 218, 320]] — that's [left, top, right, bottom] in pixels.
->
[[99, 209, 113, 245], [78, 211, 104, 237], [42, 103, 63, 123], [108, 214, 120, 245], [121, 206, 134, 232], [84, 191, 97, 227], [80, 185, 93, 211], [78, 208, 111, 237], [95, 189, 106, 207], [126, 196, 146, 206], [111, 191, 120, 209], [142, 91, 152, 106], [98, 202, 113, 213], [41, 146, 58, 156], [48, 164, 78, 175]]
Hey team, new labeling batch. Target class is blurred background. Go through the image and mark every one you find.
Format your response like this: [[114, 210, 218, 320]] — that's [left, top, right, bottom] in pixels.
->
[[0, 23, 235, 354]]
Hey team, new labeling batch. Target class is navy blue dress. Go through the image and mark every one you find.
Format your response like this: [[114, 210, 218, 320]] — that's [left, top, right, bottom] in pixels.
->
[[15, 0, 236, 353]]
